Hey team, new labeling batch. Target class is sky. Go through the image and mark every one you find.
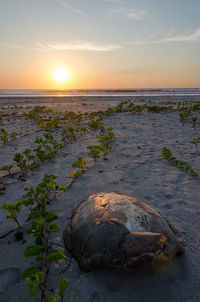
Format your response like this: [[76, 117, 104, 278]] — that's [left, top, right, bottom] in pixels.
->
[[0, 0, 200, 89]]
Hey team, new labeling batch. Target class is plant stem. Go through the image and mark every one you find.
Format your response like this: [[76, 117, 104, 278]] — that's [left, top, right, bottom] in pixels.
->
[[14, 217, 20, 228]]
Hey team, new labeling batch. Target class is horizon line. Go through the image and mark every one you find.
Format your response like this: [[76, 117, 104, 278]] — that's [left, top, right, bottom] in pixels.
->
[[0, 87, 200, 90]]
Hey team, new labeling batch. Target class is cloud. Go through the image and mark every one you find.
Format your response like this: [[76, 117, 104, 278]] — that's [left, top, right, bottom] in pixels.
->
[[104, 0, 126, 3], [164, 28, 200, 42], [59, 1, 85, 16], [1, 43, 25, 49], [35, 42, 122, 52], [1, 41, 121, 52], [128, 28, 200, 45], [112, 8, 146, 20]]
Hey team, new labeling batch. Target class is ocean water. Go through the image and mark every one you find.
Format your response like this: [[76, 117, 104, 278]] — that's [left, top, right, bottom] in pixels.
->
[[0, 88, 200, 97]]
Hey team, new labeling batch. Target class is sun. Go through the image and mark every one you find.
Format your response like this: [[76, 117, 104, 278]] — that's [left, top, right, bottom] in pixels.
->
[[52, 67, 69, 83]]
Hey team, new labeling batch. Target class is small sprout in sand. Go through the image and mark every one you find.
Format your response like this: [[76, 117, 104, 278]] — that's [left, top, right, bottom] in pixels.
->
[[34, 146, 46, 162], [114, 100, 129, 113], [177, 161, 186, 169], [0, 128, 9, 144], [97, 127, 115, 159], [23, 148, 35, 161], [10, 131, 17, 138], [185, 165, 191, 172], [190, 138, 200, 152], [57, 279, 69, 301], [114, 103, 124, 113], [61, 127, 76, 144], [13, 152, 29, 175], [87, 145, 101, 161], [145, 104, 172, 112], [179, 110, 191, 122], [0, 165, 13, 175], [190, 169, 198, 177], [0, 200, 23, 227], [191, 117, 198, 129], [70, 170, 83, 178], [34, 134, 59, 161], [162, 147, 172, 160], [80, 127, 87, 133], [72, 156, 86, 173], [88, 117, 104, 130]]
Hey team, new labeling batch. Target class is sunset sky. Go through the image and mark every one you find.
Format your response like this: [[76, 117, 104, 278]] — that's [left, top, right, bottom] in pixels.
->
[[0, 0, 200, 89]]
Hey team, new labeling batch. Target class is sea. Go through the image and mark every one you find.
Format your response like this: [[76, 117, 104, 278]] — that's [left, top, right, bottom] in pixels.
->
[[0, 88, 200, 110], [0, 88, 200, 97]]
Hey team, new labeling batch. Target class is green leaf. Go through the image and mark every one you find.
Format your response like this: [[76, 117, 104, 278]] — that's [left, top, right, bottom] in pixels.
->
[[11, 131, 17, 138], [47, 248, 66, 262], [47, 223, 60, 233], [36, 255, 45, 263], [35, 218, 45, 225], [25, 271, 42, 296], [35, 236, 43, 245], [1, 203, 12, 210], [27, 222, 43, 234], [1, 201, 23, 214], [48, 150, 57, 158], [0, 165, 12, 171], [22, 267, 41, 279], [57, 279, 69, 297], [47, 182, 56, 190], [45, 213, 58, 223], [185, 165, 191, 171], [72, 161, 81, 168], [23, 245, 44, 257], [57, 185, 67, 191], [48, 296, 56, 302], [29, 211, 41, 219], [190, 169, 198, 177]]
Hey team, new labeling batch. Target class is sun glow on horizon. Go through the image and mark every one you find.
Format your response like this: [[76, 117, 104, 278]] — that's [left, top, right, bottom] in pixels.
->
[[52, 67, 69, 83]]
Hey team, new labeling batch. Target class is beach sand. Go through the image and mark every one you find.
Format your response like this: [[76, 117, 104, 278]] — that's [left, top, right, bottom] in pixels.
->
[[0, 96, 200, 302]]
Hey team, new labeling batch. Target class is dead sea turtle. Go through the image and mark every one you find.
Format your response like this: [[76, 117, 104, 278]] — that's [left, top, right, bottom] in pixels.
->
[[63, 193, 184, 270]]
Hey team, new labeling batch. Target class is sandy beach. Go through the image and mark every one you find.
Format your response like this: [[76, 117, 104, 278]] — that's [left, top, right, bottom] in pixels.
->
[[0, 95, 200, 302]]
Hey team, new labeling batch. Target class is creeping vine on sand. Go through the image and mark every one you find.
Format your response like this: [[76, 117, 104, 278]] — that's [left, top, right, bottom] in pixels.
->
[[0, 101, 118, 182], [190, 138, 200, 152], [162, 147, 198, 177], [1, 175, 68, 302]]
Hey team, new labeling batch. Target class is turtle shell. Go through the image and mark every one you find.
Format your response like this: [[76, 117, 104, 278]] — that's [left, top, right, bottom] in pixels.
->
[[63, 193, 184, 270]]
